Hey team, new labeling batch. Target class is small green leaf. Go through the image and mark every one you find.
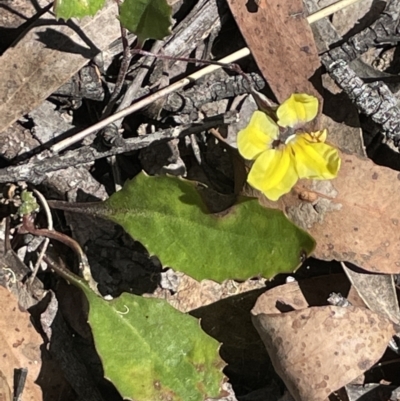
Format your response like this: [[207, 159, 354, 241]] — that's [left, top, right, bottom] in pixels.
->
[[79, 284, 225, 401], [102, 173, 315, 282], [54, 0, 106, 19], [18, 190, 39, 216], [119, 0, 172, 43]]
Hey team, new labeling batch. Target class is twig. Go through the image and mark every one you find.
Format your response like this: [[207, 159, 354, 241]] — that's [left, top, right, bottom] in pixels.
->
[[102, 22, 133, 117], [22, 215, 99, 294], [324, 0, 400, 64], [131, 48, 243, 72], [319, 0, 400, 147], [32, 0, 336, 156], [27, 189, 53, 285], [50, 48, 251, 153], [32, 189, 53, 230], [0, 112, 238, 184], [100, 17, 131, 192], [306, 0, 363, 24], [164, 72, 265, 114], [102, 39, 162, 191], [321, 57, 400, 145], [111, 40, 165, 129]]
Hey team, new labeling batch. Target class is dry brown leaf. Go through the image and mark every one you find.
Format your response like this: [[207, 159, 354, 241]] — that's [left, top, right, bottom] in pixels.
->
[[251, 274, 366, 317], [225, 0, 321, 103], [0, 286, 43, 400], [150, 272, 266, 313], [0, 0, 52, 48], [0, 369, 12, 401], [0, 0, 120, 133], [252, 304, 395, 401], [320, 74, 365, 157], [331, 0, 380, 37], [342, 262, 400, 325], [245, 152, 400, 274]]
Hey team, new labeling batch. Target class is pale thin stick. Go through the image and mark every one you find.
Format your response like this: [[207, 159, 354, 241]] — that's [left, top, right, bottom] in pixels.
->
[[28, 189, 53, 285], [50, 0, 359, 154], [51, 48, 251, 153], [306, 0, 363, 24]]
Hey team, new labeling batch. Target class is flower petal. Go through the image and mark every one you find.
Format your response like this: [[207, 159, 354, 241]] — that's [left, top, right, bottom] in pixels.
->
[[277, 94, 319, 128], [247, 148, 298, 201], [292, 135, 341, 179], [237, 111, 279, 160], [302, 129, 327, 143]]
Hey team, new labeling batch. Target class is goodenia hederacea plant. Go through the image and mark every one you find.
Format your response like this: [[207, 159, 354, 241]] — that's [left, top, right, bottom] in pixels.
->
[[54, 268, 225, 401], [62, 172, 315, 282], [237, 93, 341, 201], [54, 0, 107, 19], [119, 0, 172, 45], [54, 0, 172, 45]]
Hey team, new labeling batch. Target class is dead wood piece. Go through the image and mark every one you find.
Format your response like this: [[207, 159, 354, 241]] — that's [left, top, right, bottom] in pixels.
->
[[303, 0, 341, 53], [322, 55, 400, 146], [110, 41, 164, 131], [151, 0, 226, 82], [0, 112, 237, 184], [164, 0, 223, 56], [110, 0, 226, 130], [324, 0, 400, 64], [164, 72, 265, 114], [55, 65, 105, 102]]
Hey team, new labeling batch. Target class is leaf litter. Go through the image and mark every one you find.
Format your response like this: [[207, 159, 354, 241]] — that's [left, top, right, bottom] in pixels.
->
[[1, 0, 400, 400], [0, 286, 43, 401]]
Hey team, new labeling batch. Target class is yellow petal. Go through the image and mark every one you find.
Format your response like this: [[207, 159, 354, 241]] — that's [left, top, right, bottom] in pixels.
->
[[247, 148, 298, 201], [302, 129, 327, 143], [277, 94, 319, 128], [237, 111, 279, 160], [292, 135, 341, 179]]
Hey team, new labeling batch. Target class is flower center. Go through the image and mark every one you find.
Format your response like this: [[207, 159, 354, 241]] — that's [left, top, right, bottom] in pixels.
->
[[271, 127, 298, 149], [279, 126, 296, 143]]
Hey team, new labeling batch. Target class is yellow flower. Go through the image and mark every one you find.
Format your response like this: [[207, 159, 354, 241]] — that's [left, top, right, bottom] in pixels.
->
[[237, 93, 341, 201]]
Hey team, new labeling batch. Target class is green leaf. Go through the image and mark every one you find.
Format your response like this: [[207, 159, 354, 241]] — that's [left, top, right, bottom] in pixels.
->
[[54, 0, 106, 19], [79, 283, 225, 401], [119, 0, 172, 43], [102, 173, 315, 282], [18, 190, 39, 216]]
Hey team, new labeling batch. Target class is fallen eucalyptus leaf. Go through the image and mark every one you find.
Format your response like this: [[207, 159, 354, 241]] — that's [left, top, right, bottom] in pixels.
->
[[341, 262, 400, 325], [0, 287, 43, 401], [251, 274, 366, 316], [225, 0, 321, 103], [0, 0, 120, 133], [0, 369, 11, 401], [252, 304, 395, 401]]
